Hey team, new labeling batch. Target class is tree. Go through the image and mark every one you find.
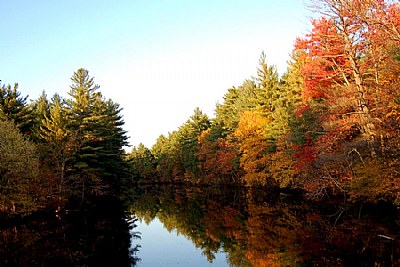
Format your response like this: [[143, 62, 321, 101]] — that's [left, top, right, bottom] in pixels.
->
[[128, 143, 156, 183], [63, 68, 129, 203], [93, 98, 130, 187], [177, 108, 211, 180], [234, 111, 275, 186], [0, 118, 41, 215], [152, 131, 183, 182], [65, 68, 107, 202], [254, 52, 280, 117], [40, 94, 72, 209], [30, 90, 50, 141], [290, 0, 400, 200], [0, 82, 33, 135], [196, 129, 241, 183], [215, 80, 258, 134]]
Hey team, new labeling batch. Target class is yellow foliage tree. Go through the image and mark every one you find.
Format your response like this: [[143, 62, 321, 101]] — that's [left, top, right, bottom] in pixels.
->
[[234, 111, 276, 186]]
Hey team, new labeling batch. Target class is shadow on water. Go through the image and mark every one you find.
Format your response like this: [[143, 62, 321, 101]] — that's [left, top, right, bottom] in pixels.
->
[[0, 195, 139, 267], [126, 185, 400, 267]]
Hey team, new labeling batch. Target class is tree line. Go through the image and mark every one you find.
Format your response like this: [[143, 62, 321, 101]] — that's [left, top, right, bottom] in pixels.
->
[[128, 0, 400, 205], [0, 68, 130, 217]]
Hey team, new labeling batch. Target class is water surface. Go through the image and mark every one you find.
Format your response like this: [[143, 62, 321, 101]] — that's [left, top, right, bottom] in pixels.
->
[[132, 217, 228, 266], [127, 185, 400, 267], [1, 186, 399, 266]]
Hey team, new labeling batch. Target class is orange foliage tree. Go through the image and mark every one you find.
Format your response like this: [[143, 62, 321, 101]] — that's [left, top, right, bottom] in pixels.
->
[[196, 129, 241, 183], [292, 0, 400, 201]]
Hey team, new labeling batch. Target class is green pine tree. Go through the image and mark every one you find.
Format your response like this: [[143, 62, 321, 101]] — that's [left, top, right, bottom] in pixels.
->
[[0, 82, 33, 135]]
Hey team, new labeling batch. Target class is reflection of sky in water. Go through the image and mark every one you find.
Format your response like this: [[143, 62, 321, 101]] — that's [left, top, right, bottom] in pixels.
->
[[131, 217, 228, 266]]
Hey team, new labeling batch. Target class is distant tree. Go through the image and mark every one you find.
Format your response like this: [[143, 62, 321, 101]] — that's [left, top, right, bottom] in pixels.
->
[[128, 143, 156, 183], [151, 132, 182, 182]]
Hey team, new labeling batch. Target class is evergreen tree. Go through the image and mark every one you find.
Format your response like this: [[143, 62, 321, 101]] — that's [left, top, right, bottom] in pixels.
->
[[177, 108, 211, 179], [151, 132, 182, 182], [214, 79, 258, 134], [91, 98, 130, 188], [65, 68, 130, 200], [66, 69, 102, 190], [254, 52, 280, 116], [30, 90, 50, 141], [0, 82, 33, 135], [128, 143, 156, 183]]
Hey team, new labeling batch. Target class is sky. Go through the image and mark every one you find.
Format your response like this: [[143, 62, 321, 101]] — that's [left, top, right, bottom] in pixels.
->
[[1, 0, 311, 149]]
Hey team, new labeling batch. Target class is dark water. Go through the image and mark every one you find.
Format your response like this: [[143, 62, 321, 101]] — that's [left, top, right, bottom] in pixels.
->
[[127, 185, 400, 267], [0, 196, 137, 267], [1, 187, 399, 266]]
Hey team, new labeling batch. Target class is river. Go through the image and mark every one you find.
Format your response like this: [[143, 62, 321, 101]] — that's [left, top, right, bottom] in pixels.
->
[[1, 185, 399, 266], [127, 185, 400, 267]]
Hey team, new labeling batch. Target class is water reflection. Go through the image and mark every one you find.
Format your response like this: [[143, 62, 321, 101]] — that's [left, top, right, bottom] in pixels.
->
[[132, 217, 228, 266], [0, 196, 137, 267], [127, 185, 400, 267]]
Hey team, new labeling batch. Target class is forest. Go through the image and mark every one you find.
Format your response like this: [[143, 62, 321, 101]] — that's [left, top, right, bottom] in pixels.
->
[[128, 0, 400, 206], [1, 0, 400, 220], [0, 68, 131, 218]]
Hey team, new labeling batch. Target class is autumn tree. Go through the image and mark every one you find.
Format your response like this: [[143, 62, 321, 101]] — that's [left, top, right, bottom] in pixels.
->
[[234, 111, 274, 186], [290, 0, 400, 200], [196, 129, 241, 183], [40, 94, 72, 208]]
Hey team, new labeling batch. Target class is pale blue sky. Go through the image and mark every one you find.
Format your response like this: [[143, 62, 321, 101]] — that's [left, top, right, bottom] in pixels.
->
[[1, 0, 310, 148]]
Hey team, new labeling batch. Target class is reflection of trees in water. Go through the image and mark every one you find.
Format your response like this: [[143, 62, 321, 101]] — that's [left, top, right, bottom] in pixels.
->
[[129, 185, 400, 267], [127, 214, 142, 265], [0, 196, 139, 267], [245, 203, 303, 266]]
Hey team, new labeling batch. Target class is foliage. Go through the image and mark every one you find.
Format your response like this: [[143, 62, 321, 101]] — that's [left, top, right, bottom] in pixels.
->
[[196, 129, 241, 183], [127, 1, 400, 204], [2, 0, 400, 213], [0, 82, 33, 135], [1, 68, 130, 215], [127, 143, 156, 182], [234, 111, 274, 186], [0, 118, 41, 215], [63, 68, 130, 202], [148, 108, 211, 183]]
